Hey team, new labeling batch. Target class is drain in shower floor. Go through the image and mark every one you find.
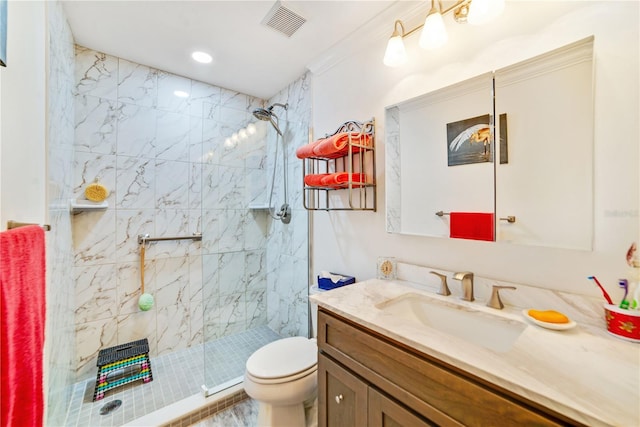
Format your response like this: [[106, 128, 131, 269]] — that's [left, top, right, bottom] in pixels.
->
[[100, 399, 122, 415]]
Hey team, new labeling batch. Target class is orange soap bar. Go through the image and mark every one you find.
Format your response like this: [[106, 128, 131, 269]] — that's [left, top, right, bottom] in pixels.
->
[[528, 309, 570, 324]]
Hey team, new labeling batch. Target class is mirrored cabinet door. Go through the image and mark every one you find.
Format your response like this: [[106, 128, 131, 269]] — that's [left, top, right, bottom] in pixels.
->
[[385, 36, 594, 250], [494, 37, 594, 250]]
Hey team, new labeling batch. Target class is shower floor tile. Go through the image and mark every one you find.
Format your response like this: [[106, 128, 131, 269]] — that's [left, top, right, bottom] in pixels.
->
[[62, 326, 281, 427]]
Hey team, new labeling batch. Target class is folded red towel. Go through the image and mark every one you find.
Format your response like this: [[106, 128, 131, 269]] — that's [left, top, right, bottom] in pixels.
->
[[304, 174, 328, 187], [295, 140, 321, 159], [1, 225, 46, 427], [313, 132, 372, 159], [321, 173, 368, 188], [449, 212, 494, 241], [304, 173, 369, 188], [296, 132, 373, 159]]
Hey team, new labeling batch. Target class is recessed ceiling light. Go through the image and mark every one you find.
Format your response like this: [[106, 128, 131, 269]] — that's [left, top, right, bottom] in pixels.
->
[[174, 90, 190, 98], [191, 51, 212, 64]]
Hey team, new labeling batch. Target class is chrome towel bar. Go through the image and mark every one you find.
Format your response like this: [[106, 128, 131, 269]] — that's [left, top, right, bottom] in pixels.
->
[[435, 211, 516, 223]]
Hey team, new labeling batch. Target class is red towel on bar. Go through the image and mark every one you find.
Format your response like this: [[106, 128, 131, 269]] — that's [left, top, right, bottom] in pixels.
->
[[1, 225, 46, 427], [449, 212, 494, 241]]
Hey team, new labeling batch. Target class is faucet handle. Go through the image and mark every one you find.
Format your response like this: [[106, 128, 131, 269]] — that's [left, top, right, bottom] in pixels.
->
[[429, 271, 451, 296], [487, 285, 516, 310]]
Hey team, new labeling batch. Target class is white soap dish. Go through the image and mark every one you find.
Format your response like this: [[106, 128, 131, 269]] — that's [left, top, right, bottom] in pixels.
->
[[522, 310, 577, 331]]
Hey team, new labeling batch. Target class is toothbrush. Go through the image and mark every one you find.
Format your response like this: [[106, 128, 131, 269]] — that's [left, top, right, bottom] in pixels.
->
[[631, 282, 639, 310], [618, 279, 630, 309], [588, 276, 614, 304]]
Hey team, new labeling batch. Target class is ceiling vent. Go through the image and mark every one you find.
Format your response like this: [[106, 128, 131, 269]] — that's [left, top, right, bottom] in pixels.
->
[[261, 1, 306, 38]]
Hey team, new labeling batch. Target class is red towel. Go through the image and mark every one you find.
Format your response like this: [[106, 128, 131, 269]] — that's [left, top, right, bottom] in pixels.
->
[[295, 140, 321, 159], [1, 225, 46, 427], [296, 132, 373, 159], [449, 212, 494, 241], [321, 173, 368, 188], [304, 173, 369, 188], [313, 132, 372, 159], [304, 174, 327, 187]]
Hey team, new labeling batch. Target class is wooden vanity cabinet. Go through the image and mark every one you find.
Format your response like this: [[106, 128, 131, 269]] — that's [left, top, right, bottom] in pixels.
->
[[319, 354, 435, 427], [317, 308, 583, 427]]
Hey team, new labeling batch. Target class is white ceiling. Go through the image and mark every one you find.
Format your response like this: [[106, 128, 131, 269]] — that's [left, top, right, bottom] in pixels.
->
[[62, 0, 400, 100]]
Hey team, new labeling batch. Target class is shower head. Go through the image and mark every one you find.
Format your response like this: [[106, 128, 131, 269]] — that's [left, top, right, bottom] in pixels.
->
[[252, 107, 274, 122], [252, 103, 288, 136]]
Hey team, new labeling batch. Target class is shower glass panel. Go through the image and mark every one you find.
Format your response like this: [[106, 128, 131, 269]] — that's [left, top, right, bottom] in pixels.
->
[[200, 100, 309, 395]]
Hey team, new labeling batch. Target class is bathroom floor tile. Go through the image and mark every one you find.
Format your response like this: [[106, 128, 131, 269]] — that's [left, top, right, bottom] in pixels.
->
[[189, 399, 258, 427], [63, 326, 280, 427]]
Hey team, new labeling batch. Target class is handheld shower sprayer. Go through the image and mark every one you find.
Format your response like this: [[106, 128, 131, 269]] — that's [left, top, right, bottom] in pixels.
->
[[252, 103, 288, 136], [251, 103, 291, 224]]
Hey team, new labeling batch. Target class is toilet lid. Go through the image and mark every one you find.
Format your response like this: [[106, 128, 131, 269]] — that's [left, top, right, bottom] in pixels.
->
[[246, 337, 317, 379]]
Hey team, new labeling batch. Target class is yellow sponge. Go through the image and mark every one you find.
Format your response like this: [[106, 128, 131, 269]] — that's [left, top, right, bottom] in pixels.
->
[[528, 309, 570, 324], [85, 181, 109, 202]]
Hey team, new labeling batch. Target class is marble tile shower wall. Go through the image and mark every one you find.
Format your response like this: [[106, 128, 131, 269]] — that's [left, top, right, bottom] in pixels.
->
[[72, 45, 270, 380], [266, 73, 311, 337], [46, 1, 76, 424]]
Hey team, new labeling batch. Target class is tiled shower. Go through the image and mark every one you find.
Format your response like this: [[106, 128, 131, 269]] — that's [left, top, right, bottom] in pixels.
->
[[45, 1, 311, 424]]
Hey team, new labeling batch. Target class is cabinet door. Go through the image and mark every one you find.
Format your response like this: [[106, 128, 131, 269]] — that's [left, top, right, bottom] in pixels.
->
[[318, 354, 368, 427], [369, 388, 436, 427]]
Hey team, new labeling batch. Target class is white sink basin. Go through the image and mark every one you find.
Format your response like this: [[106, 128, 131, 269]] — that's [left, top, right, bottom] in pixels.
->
[[376, 293, 526, 353]]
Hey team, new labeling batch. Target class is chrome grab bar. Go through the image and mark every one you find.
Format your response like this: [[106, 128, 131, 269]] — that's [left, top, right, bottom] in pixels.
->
[[137, 233, 202, 245]]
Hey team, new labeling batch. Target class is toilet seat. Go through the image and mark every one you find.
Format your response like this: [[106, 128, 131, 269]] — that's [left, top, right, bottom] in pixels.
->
[[246, 364, 317, 385], [246, 337, 317, 383]]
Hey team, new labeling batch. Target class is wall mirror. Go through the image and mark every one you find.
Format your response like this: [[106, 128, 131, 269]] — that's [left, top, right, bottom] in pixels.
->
[[385, 37, 594, 250]]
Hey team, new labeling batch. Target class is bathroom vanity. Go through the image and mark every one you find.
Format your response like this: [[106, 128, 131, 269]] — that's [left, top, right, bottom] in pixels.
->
[[311, 278, 640, 427], [318, 309, 575, 426]]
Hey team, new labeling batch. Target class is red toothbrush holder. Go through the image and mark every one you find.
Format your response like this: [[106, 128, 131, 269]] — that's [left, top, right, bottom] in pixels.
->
[[604, 304, 640, 342]]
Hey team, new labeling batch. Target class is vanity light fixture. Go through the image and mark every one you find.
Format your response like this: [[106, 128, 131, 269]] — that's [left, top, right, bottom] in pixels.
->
[[383, 0, 504, 67], [419, 1, 448, 50], [191, 51, 212, 64], [383, 20, 408, 67]]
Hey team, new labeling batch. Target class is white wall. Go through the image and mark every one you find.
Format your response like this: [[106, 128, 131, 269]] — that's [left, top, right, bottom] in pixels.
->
[[311, 1, 639, 299], [0, 1, 47, 228]]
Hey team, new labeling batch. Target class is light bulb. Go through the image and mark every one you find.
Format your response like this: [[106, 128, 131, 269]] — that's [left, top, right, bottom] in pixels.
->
[[231, 133, 239, 143], [191, 51, 212, 64], [238, 129, 248, 140], [383, 35, 407, 67], [419, 11, 448, 50], [247, 123, 257, 135], [468, 0, 505, 25]]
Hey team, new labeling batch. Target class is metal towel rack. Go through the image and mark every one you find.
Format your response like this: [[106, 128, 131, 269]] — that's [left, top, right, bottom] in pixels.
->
[[137, 233, 202, 245], [435, 211, 516, 223], [7, 220, 51, 231]]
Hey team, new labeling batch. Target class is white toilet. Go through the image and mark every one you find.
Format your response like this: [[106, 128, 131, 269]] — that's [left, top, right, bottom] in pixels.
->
[[244, 336, 318, 427]]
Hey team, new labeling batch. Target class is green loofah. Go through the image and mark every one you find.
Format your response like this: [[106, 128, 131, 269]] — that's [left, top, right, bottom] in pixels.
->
[[138, 293, 154, 311]]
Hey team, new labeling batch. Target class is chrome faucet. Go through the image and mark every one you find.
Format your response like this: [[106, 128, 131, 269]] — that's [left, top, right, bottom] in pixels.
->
[[453, 272, 474, 302]]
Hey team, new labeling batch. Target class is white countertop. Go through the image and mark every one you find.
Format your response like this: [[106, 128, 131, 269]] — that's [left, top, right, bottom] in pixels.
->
[[310, 279, 640, 427]]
